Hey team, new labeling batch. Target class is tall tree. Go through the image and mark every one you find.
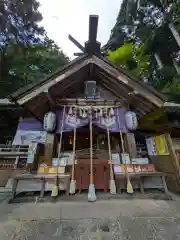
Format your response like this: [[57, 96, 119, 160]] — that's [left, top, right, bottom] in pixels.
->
[[107, 0, 180, 102], [0, 0, 69, 97]]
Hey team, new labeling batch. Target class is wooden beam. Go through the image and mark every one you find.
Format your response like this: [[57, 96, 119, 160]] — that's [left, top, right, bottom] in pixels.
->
[[125, 133, 137, 158], [27, 95, 47, 111], [93, 55, 164, 107], [44, 90, 55, 106], [56, 98, 122, 107], [100, 71, 154, 114], [17, 59, 91, 105], [165, 133, 180, 185], [100, 71, 132, 94], [100, 81, 127, 104], [49, 66, 87, 97], [100, 81, 143, 118], [58, 78, 84, 98], [44, 133, 55, 166], [68, 34, 85, 52], [100, 74, 145, 116], [89, 15, 98, 43], [74, 52, 84, 57]]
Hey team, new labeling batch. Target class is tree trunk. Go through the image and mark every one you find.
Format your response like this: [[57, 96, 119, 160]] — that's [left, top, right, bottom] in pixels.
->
[[168, 23, 180, 49], [173, 59, 180, 75], [154, 53, 163, 69]]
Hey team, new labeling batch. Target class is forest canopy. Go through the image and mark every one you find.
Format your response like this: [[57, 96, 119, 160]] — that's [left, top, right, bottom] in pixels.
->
[[0, 0, 69, 97], [107, 0, 180, 103]]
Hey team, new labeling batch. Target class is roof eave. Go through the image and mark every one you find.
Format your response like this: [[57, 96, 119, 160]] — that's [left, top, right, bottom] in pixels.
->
[[8, 54, 89, 101]]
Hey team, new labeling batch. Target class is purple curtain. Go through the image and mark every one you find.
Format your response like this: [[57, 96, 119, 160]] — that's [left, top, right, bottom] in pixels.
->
[[56, 109, 88, 132], [16, 107, 128, 134], [93, 108, 127, 132], [56, 107, 127, 133], [17, 119, 43, 131]]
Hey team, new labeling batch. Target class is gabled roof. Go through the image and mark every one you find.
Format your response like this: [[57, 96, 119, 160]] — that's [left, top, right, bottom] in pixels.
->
[[9, 54, 89, 100], [8, 54, 166, 120]]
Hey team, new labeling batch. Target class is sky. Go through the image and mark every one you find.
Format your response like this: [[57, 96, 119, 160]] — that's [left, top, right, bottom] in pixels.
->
[[39, 0, 122, 59]]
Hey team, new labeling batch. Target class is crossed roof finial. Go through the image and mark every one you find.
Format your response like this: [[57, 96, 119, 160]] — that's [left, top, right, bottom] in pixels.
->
[[68, 15, 107, 57]]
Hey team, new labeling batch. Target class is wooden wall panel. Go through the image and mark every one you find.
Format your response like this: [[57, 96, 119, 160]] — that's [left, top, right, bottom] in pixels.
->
[[125, 133, 137, 158], [166, 174, 180, 192], [150, 155, 175, 173], [150, 132, 180, 192], [44, 133, 55, 166]]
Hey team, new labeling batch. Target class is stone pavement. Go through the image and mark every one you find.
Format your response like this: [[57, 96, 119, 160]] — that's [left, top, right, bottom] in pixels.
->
[[0, 199, 180, 239]]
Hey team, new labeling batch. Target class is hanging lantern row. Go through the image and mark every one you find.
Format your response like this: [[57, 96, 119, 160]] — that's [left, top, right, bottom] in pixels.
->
[[67, 106, 115, 119], [43, 109, 138, 133]]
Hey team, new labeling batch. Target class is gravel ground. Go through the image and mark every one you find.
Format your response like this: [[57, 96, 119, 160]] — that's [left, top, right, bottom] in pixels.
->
[[0, 199, 180, 239]]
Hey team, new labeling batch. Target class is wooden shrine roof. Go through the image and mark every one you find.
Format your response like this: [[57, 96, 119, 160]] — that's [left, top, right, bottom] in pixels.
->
[[8, 54, 167, 121]]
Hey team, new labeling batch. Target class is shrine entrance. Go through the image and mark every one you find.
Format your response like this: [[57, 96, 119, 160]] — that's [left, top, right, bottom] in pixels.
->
[[61, 125, 111, 192]]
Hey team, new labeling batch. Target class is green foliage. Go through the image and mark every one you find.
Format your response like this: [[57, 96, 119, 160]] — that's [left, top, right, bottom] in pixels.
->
[[108, 43, 134, 64], [0, 0, 69, 98], [108, 0, 180, 102], [107, 42, 149, 78]]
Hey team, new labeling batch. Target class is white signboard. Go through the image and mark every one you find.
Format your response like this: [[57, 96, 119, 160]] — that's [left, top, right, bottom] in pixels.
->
[[52, 152, 73, 166], [27, 142, 37, 164], [146, 137, 157, 156], [131, 158, 149, 164], [13, 130, 46, 145], [121, 153, 131, 164], [111, 153, 121, 164]]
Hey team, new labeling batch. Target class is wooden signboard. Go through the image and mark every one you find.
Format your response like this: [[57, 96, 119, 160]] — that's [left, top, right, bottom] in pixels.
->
[[44, 133, 55, 166]]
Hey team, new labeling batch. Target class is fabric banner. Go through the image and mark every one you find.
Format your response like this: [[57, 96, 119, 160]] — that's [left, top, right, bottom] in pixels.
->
[[13, 119, 46, 145], [146, 137, 157, 156], [56, 109, 88, 132], [13, 107, 128, 145], [27, 142, 38, 164], [154, 135, 169, 156], [56, 107, 127, 133], [13, 130, 46, 145], [16, 119, 43, 131]]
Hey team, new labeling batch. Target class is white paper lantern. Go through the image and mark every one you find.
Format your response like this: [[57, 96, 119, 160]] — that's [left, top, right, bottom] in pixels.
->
[[44, 111, 56, 132], [125, 111, 138, 130]]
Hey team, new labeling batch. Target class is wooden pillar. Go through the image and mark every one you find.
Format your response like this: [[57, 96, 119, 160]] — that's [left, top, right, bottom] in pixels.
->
[[44, 133, 55, 166], [125, 133, 137, 158], [165, 133, 180, 175], [164, 133, 180, 191]]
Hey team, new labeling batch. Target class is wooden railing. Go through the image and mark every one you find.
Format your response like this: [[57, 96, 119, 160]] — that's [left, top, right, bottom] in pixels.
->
[[0, 145, 29, 169]]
